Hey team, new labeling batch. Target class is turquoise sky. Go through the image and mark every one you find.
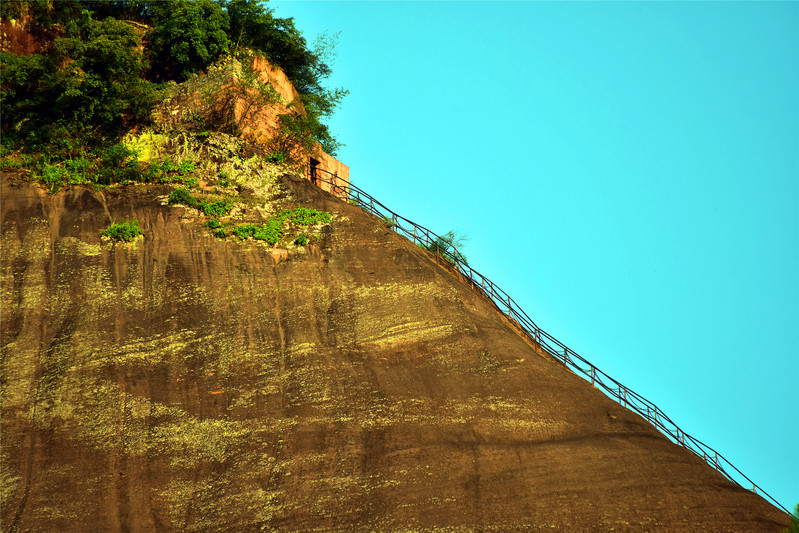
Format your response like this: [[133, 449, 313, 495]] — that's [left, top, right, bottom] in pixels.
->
[[272, 0, 798, 511]]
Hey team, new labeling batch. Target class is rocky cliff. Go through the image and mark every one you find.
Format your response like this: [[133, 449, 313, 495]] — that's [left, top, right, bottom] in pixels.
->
[[0, 170, 788, 532]]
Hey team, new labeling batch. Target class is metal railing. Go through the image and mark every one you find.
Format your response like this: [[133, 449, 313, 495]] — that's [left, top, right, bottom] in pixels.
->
[[309, 167, 788, 514]]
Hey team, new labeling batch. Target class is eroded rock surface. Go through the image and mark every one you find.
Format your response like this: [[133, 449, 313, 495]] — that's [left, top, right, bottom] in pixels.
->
[[0, 173, 788, 532]]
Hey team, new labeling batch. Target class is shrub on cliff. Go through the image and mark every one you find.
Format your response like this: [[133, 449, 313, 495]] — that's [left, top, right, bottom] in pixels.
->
[[100, 220, 142, 242], [1, 0, 346, 165], [0, 9, 155, 149], [427, 231, 469, 265]]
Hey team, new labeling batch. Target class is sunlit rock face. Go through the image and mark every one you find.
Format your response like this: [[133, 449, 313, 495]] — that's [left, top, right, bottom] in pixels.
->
[[0, 172, 787, 532]]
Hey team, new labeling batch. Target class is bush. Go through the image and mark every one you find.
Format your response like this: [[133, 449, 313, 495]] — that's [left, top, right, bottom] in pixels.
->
[[214, 228, 227, 238], [225, 0, 347, 154], [231, 224, 258, 239], [102, 143, 137, 168], [100, 220, 142, 242], [97, 143, 141, 184], [168, 187, 196, 207], [168, 188, 232, 216], [427, 230, 468, 264], [41, 165, 66, 189], [1, 10, 155, 147], [198, 199, 232, 217], [206, 219, 222, 229], [177, 160, 196, 174], [228, 207, 330, 246], [288, 207, 331, 226], [252, 218, 284, 244], [265, 151, 285, 164]]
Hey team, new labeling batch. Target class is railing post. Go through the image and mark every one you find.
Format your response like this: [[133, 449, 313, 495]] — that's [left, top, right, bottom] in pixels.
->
[[591, 367, 596, 386]]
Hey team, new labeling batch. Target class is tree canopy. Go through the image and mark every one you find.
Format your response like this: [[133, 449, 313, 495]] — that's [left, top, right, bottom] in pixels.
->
[[1, 0, 346, 155]]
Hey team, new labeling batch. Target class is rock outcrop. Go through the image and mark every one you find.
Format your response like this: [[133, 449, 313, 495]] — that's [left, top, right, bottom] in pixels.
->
[[0, 172, 788, 532]]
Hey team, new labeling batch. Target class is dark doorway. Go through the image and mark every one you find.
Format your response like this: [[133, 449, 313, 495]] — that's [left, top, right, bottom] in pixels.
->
[[309, 158, 320, 185]]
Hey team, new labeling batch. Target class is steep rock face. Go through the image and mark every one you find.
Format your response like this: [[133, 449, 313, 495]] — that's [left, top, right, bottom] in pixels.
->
[[0, 173, 787, 532]]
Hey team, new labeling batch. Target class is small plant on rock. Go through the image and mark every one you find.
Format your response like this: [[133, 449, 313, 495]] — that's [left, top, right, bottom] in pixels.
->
[[169, 187, 196, 207], [100, 220, 142, 242], [288, 207, 331, 226]]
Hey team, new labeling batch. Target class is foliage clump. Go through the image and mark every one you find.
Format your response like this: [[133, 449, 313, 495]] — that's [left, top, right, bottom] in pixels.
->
[[1, 9, 155, 148], [168, 187, 233, 217], [1, 0, 346, 171], [100, 220, 142, 242], [427, 231, 468, 264], [228, 207, 330, 246], [287, 207, 331, 226]]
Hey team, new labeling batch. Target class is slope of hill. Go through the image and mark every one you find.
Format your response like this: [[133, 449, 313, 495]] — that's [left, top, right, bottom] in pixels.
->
[[0, 169, 788, 532]]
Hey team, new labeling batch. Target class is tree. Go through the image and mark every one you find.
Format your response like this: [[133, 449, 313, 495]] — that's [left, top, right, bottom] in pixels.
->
[[1, 8, 154, 148], [1, 0, 346, 156], [428, 231, 468, 265], [146, 0, 230, 82], [222, 0, 347, 154]]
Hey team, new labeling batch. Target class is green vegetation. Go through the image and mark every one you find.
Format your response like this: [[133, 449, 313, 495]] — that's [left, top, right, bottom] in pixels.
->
[[145, 158, 197, 185], [100, 220, 142, 242], [381, 215, 395, 229], [231, 221, 282, 244], [0, 9, 155, 149], [287, 207, 331, 226], [146, 0, 231, 83], [97, 143, 142, 185], [169, 188, 233, 217], [1, 0, 346, 176], [427, 231, 468, 264], [228, 207, 329, 246]]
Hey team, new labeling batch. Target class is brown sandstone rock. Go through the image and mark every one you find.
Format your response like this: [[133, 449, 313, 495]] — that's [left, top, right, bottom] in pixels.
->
[[0, 172, 788, 532]]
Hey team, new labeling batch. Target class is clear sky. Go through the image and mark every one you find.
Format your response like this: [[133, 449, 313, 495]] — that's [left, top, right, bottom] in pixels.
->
[[271, 0, 798, 511]]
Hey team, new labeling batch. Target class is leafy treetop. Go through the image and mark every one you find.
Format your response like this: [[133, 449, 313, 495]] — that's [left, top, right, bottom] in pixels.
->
[[1, 0, 346, 156]]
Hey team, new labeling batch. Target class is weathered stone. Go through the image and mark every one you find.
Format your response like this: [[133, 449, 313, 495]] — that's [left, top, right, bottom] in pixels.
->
[[0, 172, 788, 532]]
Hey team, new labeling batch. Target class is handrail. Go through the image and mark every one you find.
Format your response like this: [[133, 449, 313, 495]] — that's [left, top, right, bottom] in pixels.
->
[[309, 167, 789, 515]]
